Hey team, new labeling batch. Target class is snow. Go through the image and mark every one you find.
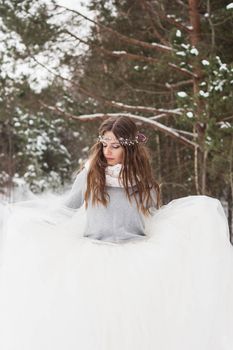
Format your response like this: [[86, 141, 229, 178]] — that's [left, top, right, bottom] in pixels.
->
[[216, 56, 229, 72], [226, 3, 233, 10], [0, 0, 93, 93], [112, 51, 127, 55], [200, 81, 207, 86], [176, 30, 181, 37], [199, 90, 209, 98], [177, 91, 188, 98], [56, 0, 92, 20], [82, 146, 89, 152], [176, 51, 186, 57], [181, 43, 190, 50], [213, 80, 226, 92], [201, 60, 210, 66], [186, 112, 194, 118], [176, 43, 199, 56], [219, 63, 228, 72], [151, 42, 172, 51], [190, 47, 199, 56], [220, 122, 232, 128]]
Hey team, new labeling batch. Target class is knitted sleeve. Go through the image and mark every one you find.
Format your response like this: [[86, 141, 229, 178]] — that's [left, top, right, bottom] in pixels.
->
[[63, 167, 87, 209]]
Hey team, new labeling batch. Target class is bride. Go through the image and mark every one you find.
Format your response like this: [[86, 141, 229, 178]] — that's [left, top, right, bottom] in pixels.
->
[[0, 116, 233, 350]]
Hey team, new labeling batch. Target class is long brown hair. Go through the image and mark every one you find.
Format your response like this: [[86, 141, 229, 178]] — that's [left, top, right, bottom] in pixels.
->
[[84, 116, 161, 216]]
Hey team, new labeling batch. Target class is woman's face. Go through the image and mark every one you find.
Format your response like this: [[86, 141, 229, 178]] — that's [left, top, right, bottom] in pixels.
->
[[101, 131, 124, 166]]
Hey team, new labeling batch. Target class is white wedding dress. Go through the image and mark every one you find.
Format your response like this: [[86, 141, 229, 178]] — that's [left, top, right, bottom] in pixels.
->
[[0, 193, 233, 350]]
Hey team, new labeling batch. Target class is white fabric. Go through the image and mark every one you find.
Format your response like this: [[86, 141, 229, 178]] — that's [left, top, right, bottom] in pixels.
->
[[105, 163, 124, 187], [84, 160, 136, 187], [0, 194, 233, 350]]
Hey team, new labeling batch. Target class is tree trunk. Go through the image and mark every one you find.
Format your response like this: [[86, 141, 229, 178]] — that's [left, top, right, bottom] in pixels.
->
[[188, 0, 207, 194], [228, 189, 233, 244]]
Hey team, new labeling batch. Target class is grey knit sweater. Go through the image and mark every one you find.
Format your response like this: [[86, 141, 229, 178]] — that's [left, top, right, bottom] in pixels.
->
[[64, 167, 157, 243]]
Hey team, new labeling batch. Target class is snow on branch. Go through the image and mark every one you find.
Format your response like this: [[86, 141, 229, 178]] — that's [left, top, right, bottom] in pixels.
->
[[165, 15, 192, 33], [31, 54, 187, 119], [104, 50, 159, 64], [40, 102, 198, 149], [149, 114, 168, 120], [109, 101, 183, 116], [168, 63, 199, 78], [165, 79, 193, 89], [65, 29, 159, 64]]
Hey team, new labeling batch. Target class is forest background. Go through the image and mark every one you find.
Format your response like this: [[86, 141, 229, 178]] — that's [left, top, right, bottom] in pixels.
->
[[0, 0, 233, 240]]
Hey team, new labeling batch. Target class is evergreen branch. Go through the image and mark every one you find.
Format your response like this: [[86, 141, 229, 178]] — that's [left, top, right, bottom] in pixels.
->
[[56, 4, 174, 53], [29, 54, 182, 116], [143, 1, 191, 33], [138, 0, 171, 46], [64, 26, 197, 81], [65, 29, 159, 64]]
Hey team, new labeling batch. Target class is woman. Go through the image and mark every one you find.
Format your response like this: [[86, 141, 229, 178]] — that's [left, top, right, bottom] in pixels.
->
[[63, 116, 160, 242], [0, 116, 233, 350]]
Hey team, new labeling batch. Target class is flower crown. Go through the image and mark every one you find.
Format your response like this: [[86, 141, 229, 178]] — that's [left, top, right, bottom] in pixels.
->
[[97, 132, 148, 146]]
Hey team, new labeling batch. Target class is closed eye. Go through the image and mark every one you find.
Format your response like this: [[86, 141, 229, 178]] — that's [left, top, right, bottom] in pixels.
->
[[102, 143, 120, 149]]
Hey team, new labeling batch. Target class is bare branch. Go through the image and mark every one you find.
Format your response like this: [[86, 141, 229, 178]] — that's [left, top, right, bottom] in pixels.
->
[[65, 29, 159, 64], [218, 115, 233, 122], [175, 0, 189, 8], [139, 0, 170, 46], [149, 114, 168, 120], [172, 128, 197, 137], [66, 26, 196, 80], [165, 15, 192, 33], [109, 101, 183, 115], [168, 63, 199, 78], [166, 79, 193, 89], [30, 54, 183, 116], [56, 4, 174, 53], [40, 103, 198, 149], [104, 49, 159, 64]]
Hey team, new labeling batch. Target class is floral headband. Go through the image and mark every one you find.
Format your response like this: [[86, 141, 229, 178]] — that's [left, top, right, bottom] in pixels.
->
[[97, 132, 148, 146]]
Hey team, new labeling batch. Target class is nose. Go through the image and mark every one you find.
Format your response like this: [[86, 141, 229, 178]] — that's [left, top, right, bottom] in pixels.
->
[[105, 146, 112, 154], [104, 145, 112, 156]]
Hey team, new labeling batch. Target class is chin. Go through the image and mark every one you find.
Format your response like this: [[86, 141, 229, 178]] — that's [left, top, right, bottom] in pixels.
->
[[107, 160, 117, 165]]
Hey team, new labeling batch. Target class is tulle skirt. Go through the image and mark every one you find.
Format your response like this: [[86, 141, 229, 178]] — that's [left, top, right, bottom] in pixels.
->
[[0, 194, 233, 350]]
